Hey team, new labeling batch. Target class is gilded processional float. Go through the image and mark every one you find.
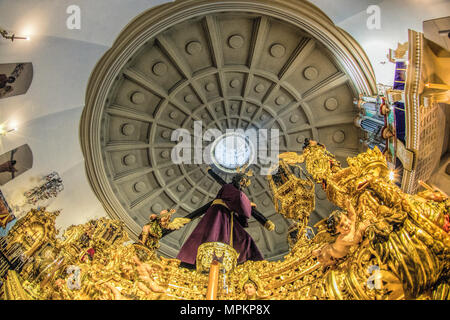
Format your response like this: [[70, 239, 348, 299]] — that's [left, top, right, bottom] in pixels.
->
[[1, 140, 449, 300]]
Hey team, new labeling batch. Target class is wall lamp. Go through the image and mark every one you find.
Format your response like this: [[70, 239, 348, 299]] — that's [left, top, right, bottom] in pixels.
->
[[0, 28, 30, 41], [0, 124, 17, 136]]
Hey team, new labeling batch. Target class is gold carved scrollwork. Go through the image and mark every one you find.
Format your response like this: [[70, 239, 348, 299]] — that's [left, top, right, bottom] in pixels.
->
[[3, 144, 449, 300], [196, 242, 239, 274]]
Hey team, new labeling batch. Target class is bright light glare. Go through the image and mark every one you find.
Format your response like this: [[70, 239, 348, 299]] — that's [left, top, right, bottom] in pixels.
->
[[214, 134, 251, 170], [21, 25, 33, 41], [389, 170, 395, 181]]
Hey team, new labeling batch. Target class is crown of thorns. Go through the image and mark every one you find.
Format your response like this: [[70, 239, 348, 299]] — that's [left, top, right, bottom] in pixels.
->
[[235, 165, 253, 187], [236, 164, 253, 177]]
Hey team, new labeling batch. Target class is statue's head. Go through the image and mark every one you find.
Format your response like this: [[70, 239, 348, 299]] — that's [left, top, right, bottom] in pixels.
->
[[150, 209, 176, 227], [303, 138, 311, 149], [233, 165, 253, 190], [326, 210, 350, 235], [239, 271, 265, 298], [232, 173, 250, 190], [243, 280, 257, 297]]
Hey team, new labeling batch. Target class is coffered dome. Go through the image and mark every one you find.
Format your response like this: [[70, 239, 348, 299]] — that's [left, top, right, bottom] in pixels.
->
[[80, 0, 376, 260]]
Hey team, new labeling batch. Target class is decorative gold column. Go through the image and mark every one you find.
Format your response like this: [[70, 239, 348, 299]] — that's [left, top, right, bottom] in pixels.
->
[[197, 242, 239, 299], [206, 260, 220, 300]]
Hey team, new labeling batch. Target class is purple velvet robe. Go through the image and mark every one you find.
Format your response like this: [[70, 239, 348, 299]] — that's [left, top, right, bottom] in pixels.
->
[[176, 184, 264, 265]]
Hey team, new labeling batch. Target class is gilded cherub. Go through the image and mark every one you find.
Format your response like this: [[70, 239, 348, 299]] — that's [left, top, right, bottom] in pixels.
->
[[313, 199, 370, 267], [103, 255, 167, 300], [138, 209, 190, 251], [133, 255, 167, 298]]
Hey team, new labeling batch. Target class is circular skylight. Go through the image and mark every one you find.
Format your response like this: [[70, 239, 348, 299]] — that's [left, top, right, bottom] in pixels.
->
[[212, 133, 253, 172]]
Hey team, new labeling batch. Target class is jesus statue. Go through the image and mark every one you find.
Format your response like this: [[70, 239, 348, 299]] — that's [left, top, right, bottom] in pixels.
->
[[176, 173, 264, 266]]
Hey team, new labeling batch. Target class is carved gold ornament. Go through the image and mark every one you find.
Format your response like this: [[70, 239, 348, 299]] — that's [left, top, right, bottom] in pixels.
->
[[2, 143, 449, 300]]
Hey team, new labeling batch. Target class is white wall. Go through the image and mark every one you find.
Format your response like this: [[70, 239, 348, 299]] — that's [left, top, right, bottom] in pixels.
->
[[0, 0, 448, 231], [335, 0, 450, 85]]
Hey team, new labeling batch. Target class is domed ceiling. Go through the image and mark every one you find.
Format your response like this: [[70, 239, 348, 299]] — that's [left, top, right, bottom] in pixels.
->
[[81, 0, 376, 260]]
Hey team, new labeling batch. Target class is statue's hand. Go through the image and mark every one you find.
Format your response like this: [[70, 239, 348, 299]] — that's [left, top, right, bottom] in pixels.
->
[[264, 220, 275, 231], [166, 218, 191, 230], [278, 152, 303, 164]]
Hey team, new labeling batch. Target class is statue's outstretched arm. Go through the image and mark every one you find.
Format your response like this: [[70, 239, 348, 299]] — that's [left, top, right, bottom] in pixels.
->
[[161, 202, 211, 237], [278, 152, 305, 165]]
